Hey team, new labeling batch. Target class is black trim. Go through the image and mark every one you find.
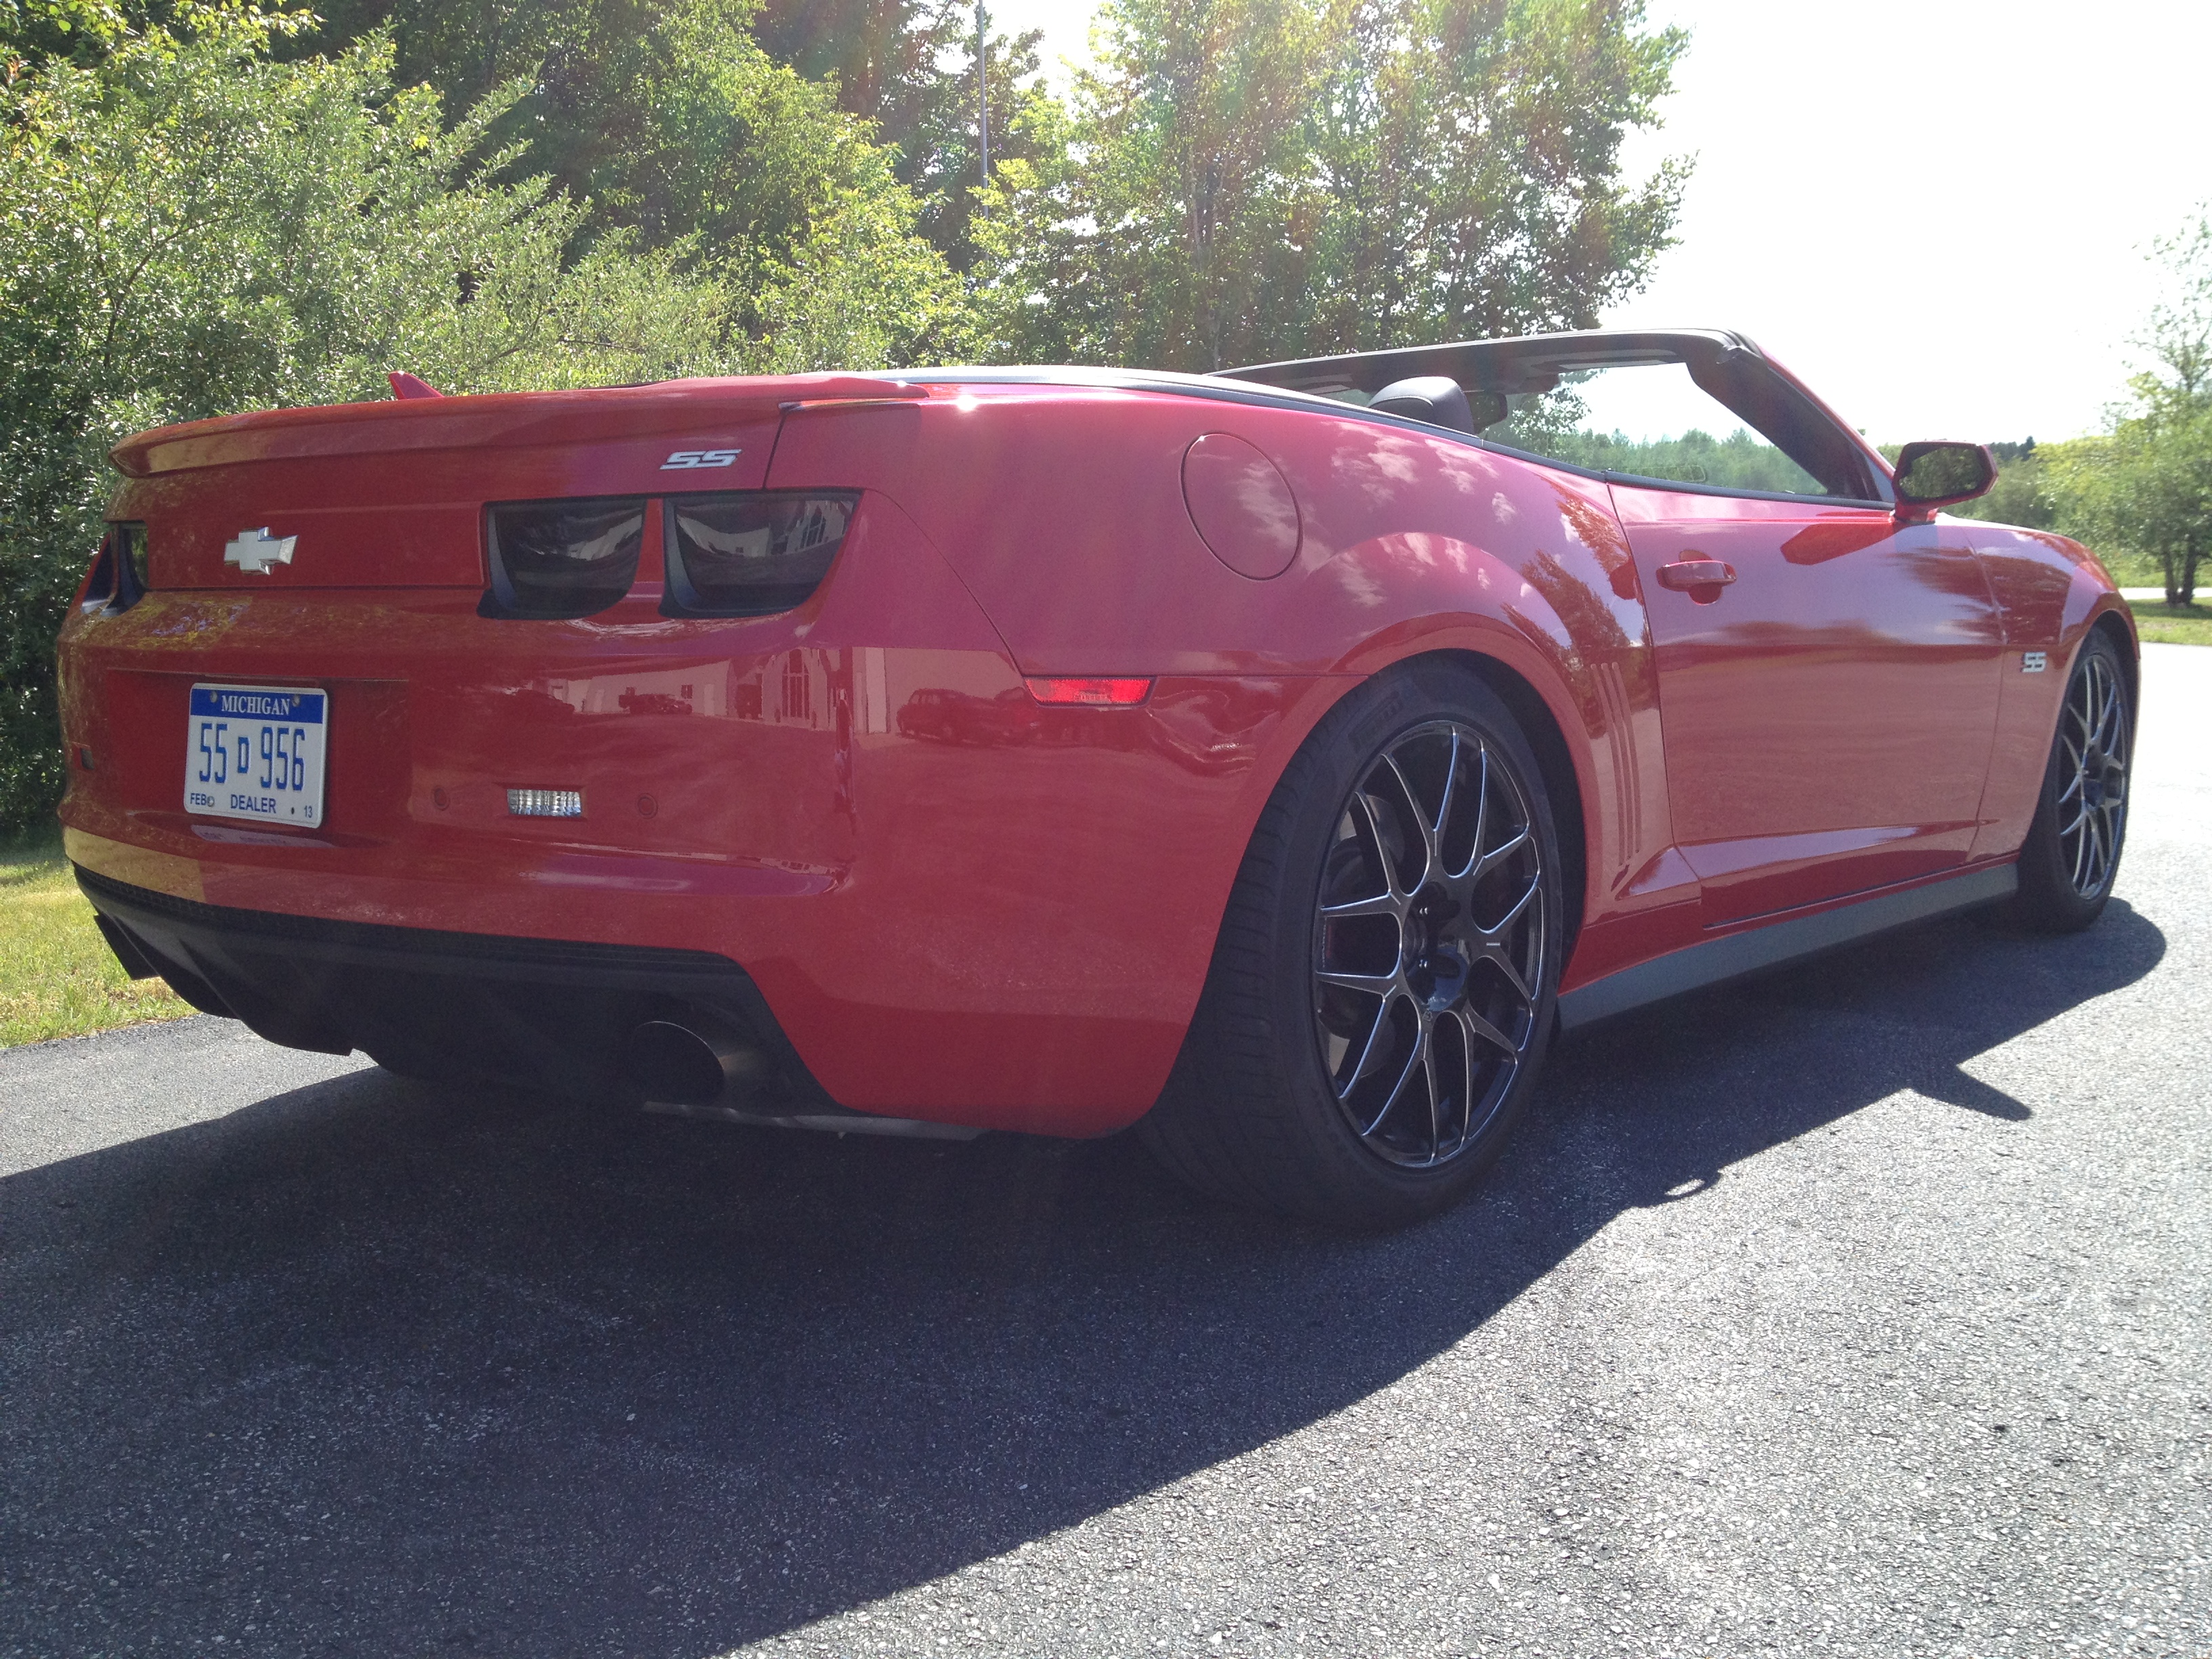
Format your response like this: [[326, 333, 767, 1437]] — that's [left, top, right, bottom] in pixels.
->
[[1557, 863, 2018, 1031], [77, 866, 733, 981], [74, 867, 836, 1107], [1222, 329, 1760, 397], [81, 522, 150, 615], [1598, 467, 1890, 510], [1220, 329, 1887, 504], [897, 365, 1497, 445], [1465, 437, 1888, 510], [897, 357, 1891, 497]]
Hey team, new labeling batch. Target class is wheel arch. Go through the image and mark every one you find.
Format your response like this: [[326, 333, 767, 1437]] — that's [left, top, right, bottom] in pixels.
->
[[1450, 651, 1589, 962], [1300, 645, 1589, 965], [2087, 604, 2139, 724]]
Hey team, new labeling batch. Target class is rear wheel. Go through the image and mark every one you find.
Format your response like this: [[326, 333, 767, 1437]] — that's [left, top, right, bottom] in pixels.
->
[[1139, 660, 1563, 1229], [2006, 630, 2132, 933]]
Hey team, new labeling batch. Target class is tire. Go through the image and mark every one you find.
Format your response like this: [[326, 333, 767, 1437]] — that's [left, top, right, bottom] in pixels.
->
[[1139, 659, 1565, 1229], [2005, 629, 2133, 933]]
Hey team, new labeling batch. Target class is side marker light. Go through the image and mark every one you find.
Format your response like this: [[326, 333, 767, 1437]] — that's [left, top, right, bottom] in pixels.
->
[[508, 788, 583, 817], [1023, 676, 1153, 707]]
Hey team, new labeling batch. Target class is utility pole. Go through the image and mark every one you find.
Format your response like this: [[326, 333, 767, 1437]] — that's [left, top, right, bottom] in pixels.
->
[[977, 1, 990, 186]]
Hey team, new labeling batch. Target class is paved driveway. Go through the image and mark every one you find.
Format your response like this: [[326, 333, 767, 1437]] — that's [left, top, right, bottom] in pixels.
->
[[4, 647, 2207, 1659]]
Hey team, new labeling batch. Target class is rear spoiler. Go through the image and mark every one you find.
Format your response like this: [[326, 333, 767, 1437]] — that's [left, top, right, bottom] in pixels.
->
[[110, 375, 928, 478]]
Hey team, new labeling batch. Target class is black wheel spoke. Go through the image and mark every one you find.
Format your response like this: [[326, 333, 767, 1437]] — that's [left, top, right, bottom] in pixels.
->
[[1360, 1012, 1427, 1139]]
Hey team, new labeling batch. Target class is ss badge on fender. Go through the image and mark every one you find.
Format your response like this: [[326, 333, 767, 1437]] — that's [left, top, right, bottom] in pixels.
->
[[661, 449, 741, 470]]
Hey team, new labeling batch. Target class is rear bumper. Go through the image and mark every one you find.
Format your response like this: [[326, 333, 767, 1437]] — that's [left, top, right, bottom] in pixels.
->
[[77, 865, 833, 1109]]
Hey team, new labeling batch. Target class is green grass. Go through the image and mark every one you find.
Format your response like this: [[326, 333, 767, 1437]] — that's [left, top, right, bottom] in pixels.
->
[[1, 830, 190, 1048], [2125, 598, 2212, 646]]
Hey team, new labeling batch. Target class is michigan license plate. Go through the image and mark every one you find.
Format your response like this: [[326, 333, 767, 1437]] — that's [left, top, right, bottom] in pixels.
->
[[184, 684, 328, 825]]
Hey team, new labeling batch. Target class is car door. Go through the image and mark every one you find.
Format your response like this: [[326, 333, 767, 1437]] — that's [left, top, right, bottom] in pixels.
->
[[1478, 344, 2009, 925], [1610, 485, 2009, 924]]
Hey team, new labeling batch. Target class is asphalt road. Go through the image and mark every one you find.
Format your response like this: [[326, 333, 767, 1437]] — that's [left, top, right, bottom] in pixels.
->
[[4, 647, 2207, 1659]]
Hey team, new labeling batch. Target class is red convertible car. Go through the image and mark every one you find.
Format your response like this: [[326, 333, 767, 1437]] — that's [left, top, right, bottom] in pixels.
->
[[56, 329, 2135, 1226]]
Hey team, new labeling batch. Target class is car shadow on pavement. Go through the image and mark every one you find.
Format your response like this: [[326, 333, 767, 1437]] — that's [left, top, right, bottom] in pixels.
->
[[0, 901, 2163, 1657]]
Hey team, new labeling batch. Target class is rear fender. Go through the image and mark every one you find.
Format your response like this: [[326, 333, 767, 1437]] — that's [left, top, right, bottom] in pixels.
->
[[771, 388, 1659, 1010]]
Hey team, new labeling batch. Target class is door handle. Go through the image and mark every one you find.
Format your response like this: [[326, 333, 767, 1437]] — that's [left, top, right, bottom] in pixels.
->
[[1656, 558, 1737, 593]]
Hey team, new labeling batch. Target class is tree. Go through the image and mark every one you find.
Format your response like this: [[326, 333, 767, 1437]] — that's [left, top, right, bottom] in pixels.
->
[[748, 1, 1058, 268], [518, 0, 969, 367], [2045, 213, 2212, 607], [296, 0, 1059, 274], [1304, 0, 1689, 353], [985, 0, 1345, 368], [1948, 441, 2060, 531], [986, 0, 1689, 371]]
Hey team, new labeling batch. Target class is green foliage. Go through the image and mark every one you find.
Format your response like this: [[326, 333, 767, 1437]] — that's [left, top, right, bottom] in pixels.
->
[[1, 828, 189, 1045], [1534, 428, 1820, 495], [295, 0, 972, 360], [516, 0, 968, 366], [2042, 213, 2212, 607], [2125, 598, 2212, 646], [984, 0, 1688, 370], [1946, 443, 2060, 531], [294, 0, 1046, 277], [750, 0, 1060, 269], [0, 18, 735, 829]]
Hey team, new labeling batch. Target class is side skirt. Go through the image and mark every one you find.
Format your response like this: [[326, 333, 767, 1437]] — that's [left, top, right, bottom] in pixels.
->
[[1557, 862, 2019, 1032]]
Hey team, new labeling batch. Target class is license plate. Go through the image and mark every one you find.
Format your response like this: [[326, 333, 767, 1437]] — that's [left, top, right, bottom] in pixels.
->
[[184, 683, 328, 826]]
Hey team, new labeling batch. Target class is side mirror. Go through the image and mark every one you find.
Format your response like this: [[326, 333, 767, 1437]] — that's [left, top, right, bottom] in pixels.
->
[[1892, 441, 1996, 510]]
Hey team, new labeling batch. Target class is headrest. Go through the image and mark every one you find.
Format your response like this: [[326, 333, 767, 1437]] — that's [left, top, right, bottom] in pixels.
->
[[1369, 375, 1477, 433]]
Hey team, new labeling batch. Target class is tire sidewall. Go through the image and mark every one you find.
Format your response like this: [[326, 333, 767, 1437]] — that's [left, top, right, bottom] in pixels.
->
[[2013, 630, 2130, 931], [1252, 659, 1565, 1223]]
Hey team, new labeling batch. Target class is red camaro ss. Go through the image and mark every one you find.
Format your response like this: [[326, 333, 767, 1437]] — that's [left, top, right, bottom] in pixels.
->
[[56, 329, 2137, 1226]]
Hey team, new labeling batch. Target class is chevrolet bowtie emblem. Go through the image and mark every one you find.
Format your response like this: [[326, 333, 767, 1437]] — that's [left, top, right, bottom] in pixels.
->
[[223, 527, 297, 575]]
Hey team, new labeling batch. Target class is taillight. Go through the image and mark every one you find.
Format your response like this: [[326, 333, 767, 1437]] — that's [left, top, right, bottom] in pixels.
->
[[663, 491, 858, 617], [81, 523, 148, 614], [482, 497, 645, 619]]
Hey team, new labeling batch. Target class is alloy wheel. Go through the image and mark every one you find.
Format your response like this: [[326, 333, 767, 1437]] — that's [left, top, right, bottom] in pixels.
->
[[1311, 720, 1547, 1168], [2056, 649, 2129, 899]]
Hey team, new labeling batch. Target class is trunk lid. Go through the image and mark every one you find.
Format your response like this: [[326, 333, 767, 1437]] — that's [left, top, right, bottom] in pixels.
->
[[110, 375, 920, 590]]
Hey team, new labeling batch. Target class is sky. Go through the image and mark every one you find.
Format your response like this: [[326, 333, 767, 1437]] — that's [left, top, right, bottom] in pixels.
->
[[981, 0, 2212, 443]]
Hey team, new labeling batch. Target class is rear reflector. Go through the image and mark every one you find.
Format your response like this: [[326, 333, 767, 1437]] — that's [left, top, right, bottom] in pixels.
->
[[1023, 676, 1153, 706], [508, 788, 582, 817]]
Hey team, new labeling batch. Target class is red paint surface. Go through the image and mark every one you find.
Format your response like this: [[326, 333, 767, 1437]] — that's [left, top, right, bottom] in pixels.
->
[[58, 373, 2121, 1134], [1181, 432, 1303, 579], [1609, 485, 2009, 924]]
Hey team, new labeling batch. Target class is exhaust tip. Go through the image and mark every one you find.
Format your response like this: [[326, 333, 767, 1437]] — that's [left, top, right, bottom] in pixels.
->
[[622, 1018, 764, 1105]]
